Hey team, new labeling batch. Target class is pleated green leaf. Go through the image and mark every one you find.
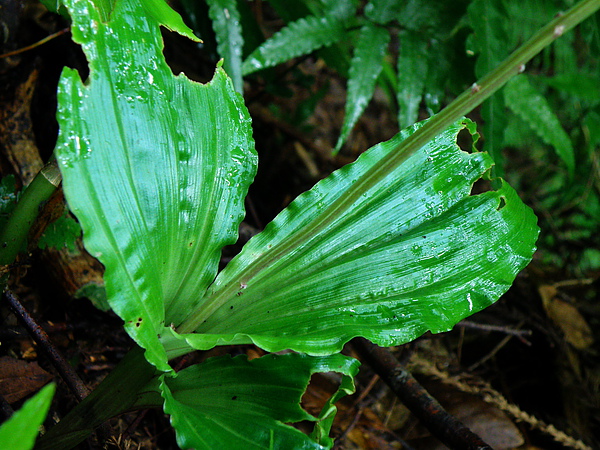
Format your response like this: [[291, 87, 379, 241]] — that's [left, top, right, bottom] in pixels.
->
[[55, 0, 257, 371], [161, 353, 359, 450], [335, 23, 390, 152], [241, 14, 347, 76], [0, 384, 54, 450], [504, 74, 575, 176], [207, 0, 244, 93], [175, 119, 539, 355]]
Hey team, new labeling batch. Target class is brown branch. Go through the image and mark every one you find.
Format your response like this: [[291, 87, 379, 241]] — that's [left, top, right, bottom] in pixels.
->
[[351, 337, 493, 450], [3, 289, 89, 402]]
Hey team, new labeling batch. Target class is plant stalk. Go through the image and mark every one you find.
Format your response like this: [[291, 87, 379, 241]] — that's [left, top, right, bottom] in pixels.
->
[[0, 160, 62, 266], [178, 0, 600, 332], [35, 346, 162, 450]]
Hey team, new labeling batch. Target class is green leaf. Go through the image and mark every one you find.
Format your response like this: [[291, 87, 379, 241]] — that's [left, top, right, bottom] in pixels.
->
[[543, 72, 600, 102], [176, 119, 539, 355], [504, 74, 575, 176], [55, 0, 257, 371], [236, 0, 266, 58], [0, 175, 18, 227], [74, 282, 110, 311], [364, 0, 404, 24], [467, 0, 510, 173], [584, 110, 600, 146], [320, 0, 359, 21], [264, 0, 355, 76], [37, 212, 81, 252], [265, 0, 313, 23], [88, 0, 116, 22], [0, 383, 54, 450], [396, 30, 428, 128], [207, 0, 244, 93], [397, 0, 460, 33], [141, 0, 200, 41], [479, 97, 506, 177], [467, 0, 509, 76], [393, 0, 468, 119], [242, 14, 347, 76], [335, 23, 390, 152], [161, 353, 359, 450], [501, 0, 574, 73], [35, 347, 162, 450]]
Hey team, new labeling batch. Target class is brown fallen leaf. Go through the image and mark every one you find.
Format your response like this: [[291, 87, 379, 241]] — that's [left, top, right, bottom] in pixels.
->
[[0, 356, 53, 403], [406, 378, 524, 450], [539, 285, 593, 350]]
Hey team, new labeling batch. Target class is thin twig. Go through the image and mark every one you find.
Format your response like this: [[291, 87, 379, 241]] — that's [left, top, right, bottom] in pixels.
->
[[121, 409, 149, 442], [458, 320, 532, 344], [0, 28, 70, 59], [352, 337, 492, 450], [467, 334, 514, 372], [335, 375, 377, 445], [3, 289, 89, 402], [353, 374, 380, 406]]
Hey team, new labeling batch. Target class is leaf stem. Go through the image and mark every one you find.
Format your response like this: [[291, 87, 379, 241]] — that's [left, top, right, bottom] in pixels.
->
[[179, 0, 600, 333], [0, 160, 62, 265], [35, 346, 162, 450]]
